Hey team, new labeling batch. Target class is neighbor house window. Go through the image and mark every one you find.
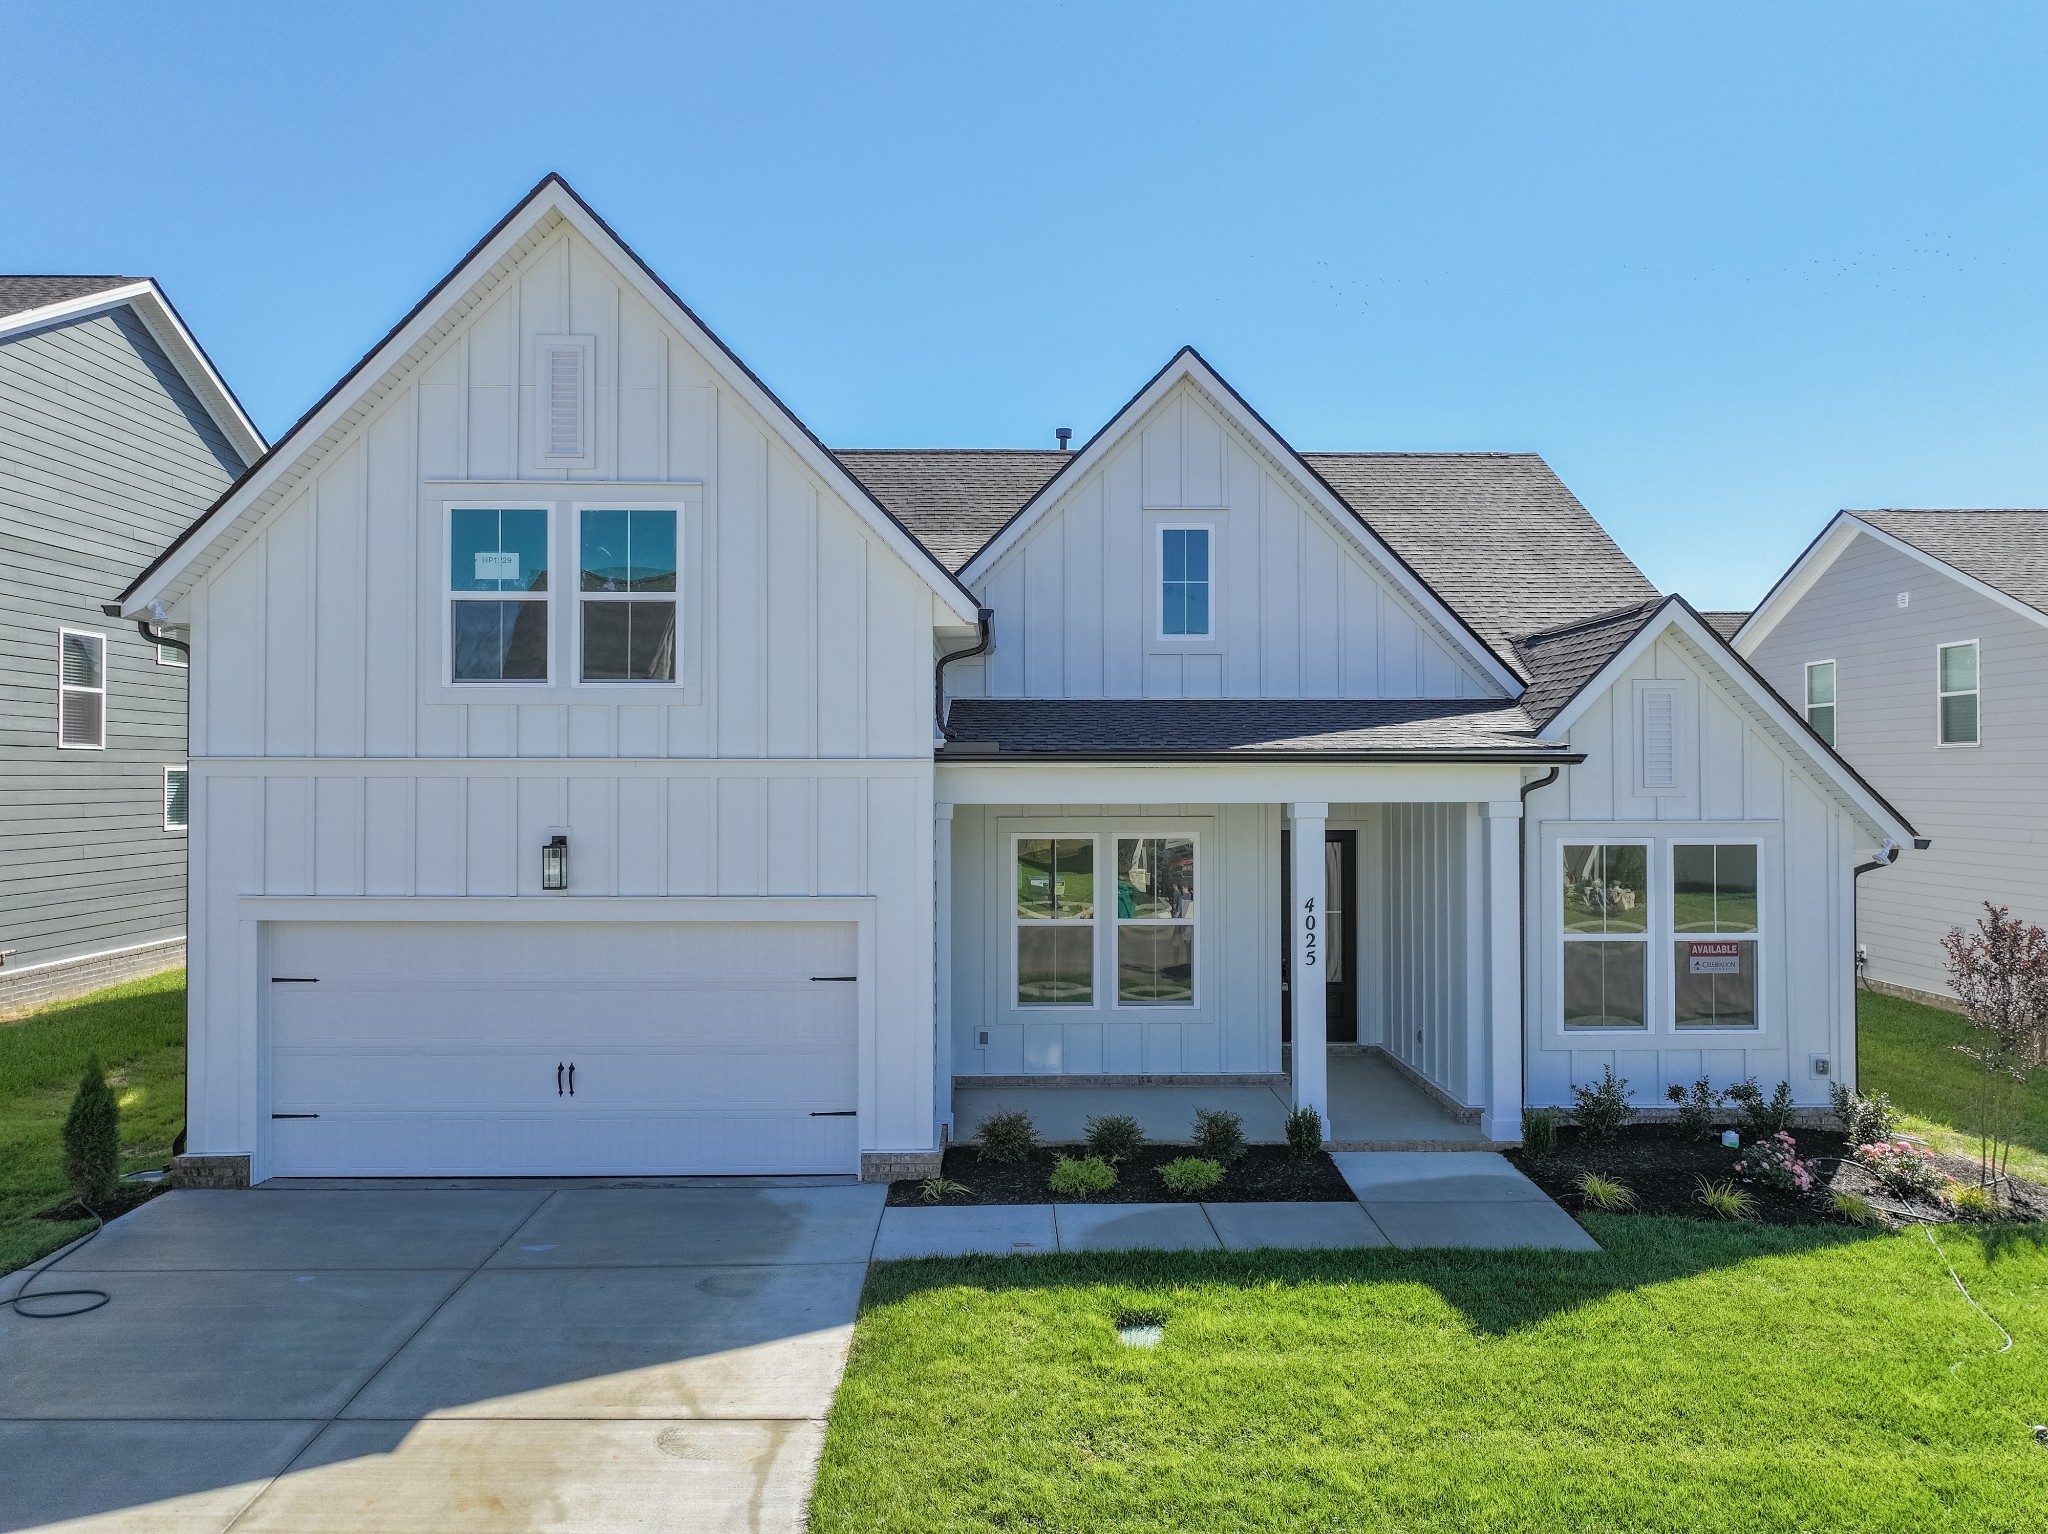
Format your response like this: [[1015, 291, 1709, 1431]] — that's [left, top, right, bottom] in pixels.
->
[[1561, 843, 1648, 1028], [156, 629, 188, 668], [1937, 640, 1979, 745], [163, 766, 189, 831], [58, 629, 106, 748], [1115, 836, 1196, 1005], [449, 507, 549, 681], [1672, 844, 1759, 1029], [1016, 837, 1094, 1005], [1804, 660, 1836, 746], [1158, 525, 1211, 638], [579, 508, 678, 682]]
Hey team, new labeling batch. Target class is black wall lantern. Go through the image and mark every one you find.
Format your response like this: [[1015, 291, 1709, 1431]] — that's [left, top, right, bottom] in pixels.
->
[[541, 834, 570, 891]]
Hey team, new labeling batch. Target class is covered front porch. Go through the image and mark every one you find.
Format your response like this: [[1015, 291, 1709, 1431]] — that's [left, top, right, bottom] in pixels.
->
[[935, 751, 1547, 1150]]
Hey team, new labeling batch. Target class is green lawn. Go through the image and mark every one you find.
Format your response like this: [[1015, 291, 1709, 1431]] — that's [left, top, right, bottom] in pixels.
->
[[814, 1219, 2048, 1533], [1860, 988, 2048, 1183], [0, 969, 185, 1276]]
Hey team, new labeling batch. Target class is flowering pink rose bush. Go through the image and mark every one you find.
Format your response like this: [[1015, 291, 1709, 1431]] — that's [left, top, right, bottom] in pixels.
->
[[1854, 1139, 1957, 1202], [1735, 1131, 1814, 1194]]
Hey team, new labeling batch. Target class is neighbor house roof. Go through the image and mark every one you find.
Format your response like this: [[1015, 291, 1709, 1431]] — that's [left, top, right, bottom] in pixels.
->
[[1849, 509, 2048, 617], [1700, 610, 1749, 640], [0, 275, 136, 321], [940, 697, 1574, 761]]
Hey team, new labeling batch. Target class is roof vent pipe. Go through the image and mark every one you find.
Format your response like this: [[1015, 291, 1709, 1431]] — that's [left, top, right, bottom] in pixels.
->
[[1056, 427, 1072, 451]]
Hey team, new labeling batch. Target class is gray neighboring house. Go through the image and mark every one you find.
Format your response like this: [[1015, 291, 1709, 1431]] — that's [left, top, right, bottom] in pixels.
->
[[0, 276, 263, 1013], [1734, 509, 2048, 1004]]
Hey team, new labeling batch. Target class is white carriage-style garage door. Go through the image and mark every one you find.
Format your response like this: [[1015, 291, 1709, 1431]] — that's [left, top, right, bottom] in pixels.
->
[[263, 921, 859, 1177]]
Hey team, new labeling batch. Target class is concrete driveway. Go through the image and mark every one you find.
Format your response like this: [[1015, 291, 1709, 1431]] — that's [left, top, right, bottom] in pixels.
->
[[0, 1181, 886, 1533]]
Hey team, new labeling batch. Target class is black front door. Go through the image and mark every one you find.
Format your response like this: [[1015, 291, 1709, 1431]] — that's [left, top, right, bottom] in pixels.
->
[[1281, 829, 1358, 1045]]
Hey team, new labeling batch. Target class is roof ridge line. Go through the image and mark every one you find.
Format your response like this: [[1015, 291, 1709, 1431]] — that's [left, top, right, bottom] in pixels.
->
[[1514, 597, 1666, 647]]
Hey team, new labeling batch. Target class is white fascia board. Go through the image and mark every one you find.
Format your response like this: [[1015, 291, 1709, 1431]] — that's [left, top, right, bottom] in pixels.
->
[[122, 179, 978, 625], [957, 349, 1524, 697], [0, 280, 267, 465], [937, 758, 1530, 806], [1551, 600, 1916, 847]]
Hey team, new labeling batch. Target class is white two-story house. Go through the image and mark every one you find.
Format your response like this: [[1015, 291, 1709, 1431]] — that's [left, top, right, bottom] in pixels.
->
[[118, 177, 1916, 1186]]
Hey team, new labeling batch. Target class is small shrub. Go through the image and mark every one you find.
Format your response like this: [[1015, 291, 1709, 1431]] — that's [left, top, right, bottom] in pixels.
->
[[1666, 1078, 1722, 1141], [1157, 1156, 1225, 1194], [1190, 1108, 1248, 1165], [1048, 1155, 1117, 1197], [1829, 1189, 1887, 1227], [1571, 1067, 1633, 1140], [917, 1177, 971, 1203], [1950, 1182, 2000, 1219], [1726, 1078, 1798, 1138], [61, 1054, 120, 1205], [1854, 1139, 1956, 1203], [1575, 1171, 1637, 1211], [1735, 1130, 1814, 1194], [974, 1109, 1039, 1164], [1284, 1105, 1324, 1158], [1521, 1106, 1562, 1157], [1083, 1114, 1145, 1164], [1697, 1178, 1756, 1221], [1827, 1081, 1900, 1147]]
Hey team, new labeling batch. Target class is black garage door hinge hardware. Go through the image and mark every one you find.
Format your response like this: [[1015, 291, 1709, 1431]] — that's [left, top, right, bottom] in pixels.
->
[[271, 1113, 320, 1119], [270, 977, 319, 983], [810, 1110, 857, 1117], [809, 975, 857, 982]]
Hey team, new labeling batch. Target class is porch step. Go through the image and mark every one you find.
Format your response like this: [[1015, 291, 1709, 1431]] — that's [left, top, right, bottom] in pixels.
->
[[1326, 1137, 1505, 1153]]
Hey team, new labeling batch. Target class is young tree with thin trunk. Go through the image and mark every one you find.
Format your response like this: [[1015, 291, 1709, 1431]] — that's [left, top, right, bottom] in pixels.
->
[[1940, 902, 2048, 1187]]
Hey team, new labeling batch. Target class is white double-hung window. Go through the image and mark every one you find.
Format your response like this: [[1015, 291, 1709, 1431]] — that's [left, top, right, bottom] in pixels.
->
[[1561, 843, 1649, 1029], [579, 508, 679, 682], [1804, 660, 1836, 746], [1672, 843, 1759, 1029], [1114, 836, 1196, 1006], [1938, 640, 1979, 745], [449, 507, 549, 682], [58, 629, 106, 748], [1158, 525, 1212, 638], [1016, 838, 1095, 1005]]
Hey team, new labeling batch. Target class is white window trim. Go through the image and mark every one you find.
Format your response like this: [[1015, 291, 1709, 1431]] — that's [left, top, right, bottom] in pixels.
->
[[444, 502, 553, 686], [163, 765, 189, 832], [1012, 832, 1099, 1010], [1936, 639, 1980, 748], [1110, 829, 1201, 1011], [1668, 838, 1765, 1035], [1803, 659, 1836, 744], [1558, 838, 1654, 1034], [530, 334, 597, 471], [571, 501, 685, 688], [1155, 522, 1215, 642], [57, 627, 107, 750]]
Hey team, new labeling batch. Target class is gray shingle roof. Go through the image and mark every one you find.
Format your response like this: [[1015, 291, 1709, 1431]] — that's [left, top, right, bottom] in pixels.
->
[[831, 449, 1068, 570], [1701, 610, 1749, 640], [1512, 599, 1664, 727], [0, 275, 136, 322], [1850, 509, 2048, 618], [942, 697, 1570, 758]]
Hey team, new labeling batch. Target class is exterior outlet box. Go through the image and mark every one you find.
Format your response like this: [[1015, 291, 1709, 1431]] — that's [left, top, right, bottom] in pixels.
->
[[975, 1029, 991, 1048], [1811, 1055, 1831, 1077]]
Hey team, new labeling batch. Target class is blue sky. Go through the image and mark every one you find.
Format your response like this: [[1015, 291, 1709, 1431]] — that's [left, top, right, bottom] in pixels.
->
[[6, 2, 2045, 608]]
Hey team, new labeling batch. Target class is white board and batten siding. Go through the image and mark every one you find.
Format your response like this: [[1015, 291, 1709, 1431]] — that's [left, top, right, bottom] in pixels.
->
[[950, 384, 1503, 705], [179, 221, 947, 1176], [1744, 530, 2048, 999], [1525, 631, 1865, 1109]]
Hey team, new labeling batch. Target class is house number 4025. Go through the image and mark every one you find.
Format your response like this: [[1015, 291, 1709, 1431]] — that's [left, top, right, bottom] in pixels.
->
[[1301, 895, 1318, 968]]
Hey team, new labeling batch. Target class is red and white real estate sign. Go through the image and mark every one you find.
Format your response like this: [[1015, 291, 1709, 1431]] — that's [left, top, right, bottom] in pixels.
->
[[1687, 940, 1743, 975]]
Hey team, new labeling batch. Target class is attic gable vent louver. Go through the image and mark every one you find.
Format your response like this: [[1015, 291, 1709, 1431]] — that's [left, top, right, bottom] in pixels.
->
[[533, 335, 595, 468], [1633, 680, 1689, 796]]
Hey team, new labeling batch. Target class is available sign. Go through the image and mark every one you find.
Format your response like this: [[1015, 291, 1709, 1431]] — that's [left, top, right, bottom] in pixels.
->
[[1687, 941, 1743, 975]]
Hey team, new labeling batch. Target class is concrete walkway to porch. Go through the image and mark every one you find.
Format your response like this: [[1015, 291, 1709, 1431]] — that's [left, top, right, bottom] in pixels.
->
[[952, 1050, 1492, 1149]]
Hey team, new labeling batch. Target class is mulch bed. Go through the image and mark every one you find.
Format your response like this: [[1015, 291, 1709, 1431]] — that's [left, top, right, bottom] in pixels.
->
[[1508, 1123, 2048, 1226], [34, 1179, 166, 1224], [887, 1143, 1354, 1206]]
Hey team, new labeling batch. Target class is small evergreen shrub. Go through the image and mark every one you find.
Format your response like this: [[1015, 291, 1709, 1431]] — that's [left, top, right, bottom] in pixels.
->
[[1190, 1107, 1247, 1165], [1048, 1155, 1117, 1197], [1520, 1106, 1562, 1157], [1157, 1156, 1225, 1194], [1284, 1105, 1324, 1158], [1571, 1067, 1633, 1140], [1083, 1114, 1145, 1163], [1827, 1081, 1900, 1146], [1575, 1171, 1637, 1212], [62, 1054, 120, 1205], [1854, 1139, 1955, 1202], [1735, 1131, 1814, 1194], [1696, 1178, 1755, 1221], [917, 1177, 970, 1203], [1665, 1078, 1722, 1140], [1725, 1078, 1797, 1138], [975, 1109, 1039, 1164]]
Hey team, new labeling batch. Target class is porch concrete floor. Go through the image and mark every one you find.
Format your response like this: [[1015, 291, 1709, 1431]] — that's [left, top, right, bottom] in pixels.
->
[[952, 1050, 1490, 1148]]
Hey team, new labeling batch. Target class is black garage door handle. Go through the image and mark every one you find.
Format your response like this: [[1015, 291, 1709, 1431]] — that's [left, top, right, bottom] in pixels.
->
[[271, 1113, 319, 1119], [810, 975, 857, 982], [810, 1110, 856, 1117]]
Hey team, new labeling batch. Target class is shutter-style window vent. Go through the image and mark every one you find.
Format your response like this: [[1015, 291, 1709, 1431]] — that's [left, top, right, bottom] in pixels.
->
[[1634, 681, 1687, 795], [533, 335, 594, 467]]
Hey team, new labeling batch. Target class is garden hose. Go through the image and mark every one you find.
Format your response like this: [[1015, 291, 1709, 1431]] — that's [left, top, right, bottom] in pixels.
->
[[2, 1203, 111, 1319]]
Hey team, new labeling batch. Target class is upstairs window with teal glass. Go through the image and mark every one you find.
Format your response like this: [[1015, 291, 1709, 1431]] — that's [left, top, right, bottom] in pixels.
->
[[1159, 526, 1211, 638], [580, 508, 678, 682]]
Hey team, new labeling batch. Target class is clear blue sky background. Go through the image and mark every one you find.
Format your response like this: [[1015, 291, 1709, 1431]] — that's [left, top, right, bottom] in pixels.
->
[[5, 2, 2045, 609]]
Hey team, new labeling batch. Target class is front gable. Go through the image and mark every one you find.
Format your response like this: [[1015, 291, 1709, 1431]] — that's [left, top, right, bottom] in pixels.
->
[[956, 358, 1515, 702]]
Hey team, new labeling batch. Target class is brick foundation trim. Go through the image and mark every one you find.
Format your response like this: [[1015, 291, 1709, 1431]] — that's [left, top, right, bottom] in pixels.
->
[[171, 1154, 251, 1190], [0, 938, 185, 1020], [861, 1150, 943, 1183]]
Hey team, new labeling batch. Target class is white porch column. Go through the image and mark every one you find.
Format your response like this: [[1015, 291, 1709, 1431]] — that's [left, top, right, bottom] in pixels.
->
[[1480, 799, 1525, 1142], [1288, 802, 1329, 1126], [933, 802, 955, 1145]]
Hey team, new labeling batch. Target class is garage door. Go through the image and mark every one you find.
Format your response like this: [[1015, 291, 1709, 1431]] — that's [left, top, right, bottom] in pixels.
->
[[263, 921, 858, 1177]]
